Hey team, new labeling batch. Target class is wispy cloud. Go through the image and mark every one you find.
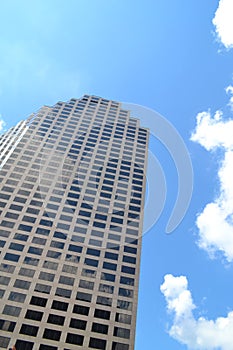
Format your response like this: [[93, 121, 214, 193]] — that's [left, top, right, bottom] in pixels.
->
[[0, 116, 6, 133], [191, 88, 233, 262], [161, 274, 233, 349], [213, 0, 233, 49]]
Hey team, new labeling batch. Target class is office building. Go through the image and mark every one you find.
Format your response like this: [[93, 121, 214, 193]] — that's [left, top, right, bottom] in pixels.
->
[[0, 95, 149, 350]]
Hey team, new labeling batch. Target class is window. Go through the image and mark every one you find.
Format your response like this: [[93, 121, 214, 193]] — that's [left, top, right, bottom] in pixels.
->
[[19, 267, 35, 278], [99, 283, 114, 294], [0, 276, 10, 286], [35, 283, 51, 294], [62, 264, 78, 274], [101, 272, 115, 282], [39, 271, 55, 282], [121, 266, 135, 275], [28, 246, 43, 255], [3, 305, 21, 317], [66, 333, 84, 345], [14, 233, 28, 241], [8, 291, 26, 303], [0, 319, 16, 332], [119, 288, 134, 298], [76, 291, 92, 302], [43, 260, 58, 270], [117, 300, 132, 311], [20, 323, 39, 336], [24, 256, 39, 266], [112, 342, 129, 350], [94, 309, 110, 320], [15, 339, 33, 350], [30, 296, 47, 307], [55, 287, 72, 298], [115, 313, 131, 324], [39, 345, 57, 350], [84, 258, 98, 267], [25, 309, 43, 321], [89, 337, 106, 349], [9, 242, 24, 251], [114, 327, 130, 339], [92, 322, 108, 334], [79, 279, 94, 290], [47, 314, 65, 325], [105, 252, 118, 260], [68, 244, 82, 253], [103, 262, 117, 271], [73, 304, 89, 316], [59, 275, 74, 286], [32, 236, 46, 245], [43, 328, 61, 341], [97, 296, 112, 306], [52, 300, 68, 311], [69, 318, 87, 330], [14, 279, 31, 290]]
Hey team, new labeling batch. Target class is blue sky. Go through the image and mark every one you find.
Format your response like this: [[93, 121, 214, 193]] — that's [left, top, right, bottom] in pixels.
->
[[1, 1, 233, 349]]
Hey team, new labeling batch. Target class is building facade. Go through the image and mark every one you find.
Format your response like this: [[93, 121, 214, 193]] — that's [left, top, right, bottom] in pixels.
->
[[0, 95, 149, 350]]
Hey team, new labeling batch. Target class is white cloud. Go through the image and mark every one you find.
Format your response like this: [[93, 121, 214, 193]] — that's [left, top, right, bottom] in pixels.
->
[[226, 86, 233, 110], [191, 91, 233, 262], [161, 274, 233, 349], [213, 0, 233, 49], [0, 116, 6, 133]]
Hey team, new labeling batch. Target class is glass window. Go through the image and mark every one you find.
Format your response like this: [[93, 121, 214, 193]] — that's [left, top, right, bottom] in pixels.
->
[[89, 337, 106, 349], [30, 296, 47, 307], [34, 283, 51, 294], [28, 246, 43, 255], [0, 319, 16, 332], [69, 318, 87, 330], [15, 339, 33, 350], [4, 253, 20, 262], [55, 287, 72, 298], [25, 309, 43, 321], [73, 304, 89, 316], [92, 322, 108, 334], [0, 276, 10, 286], [43, 328, 61, 341], [47, 314, 65, 325], [19, 267, 35, 278], [99, 283, 114, 294], [3, 305, 21, 317], [94, 308, 110, 320], [51, 300, 68, 311], [66, 333, 84, 346], [8, 291, 26, 303], [20, 323, 39, 336], [39, 271, 55, 282], [59, 275, 74, 286], [112, 342, 129, 350], [97, 295, 112, 306]]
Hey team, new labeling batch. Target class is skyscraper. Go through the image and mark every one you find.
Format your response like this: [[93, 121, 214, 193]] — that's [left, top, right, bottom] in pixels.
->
[[0, 95, 149, 350]]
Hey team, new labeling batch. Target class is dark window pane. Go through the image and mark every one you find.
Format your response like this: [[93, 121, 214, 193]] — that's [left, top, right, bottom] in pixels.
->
[[25, 309, 43, 321], [89, 337, 106, 349], [92, 322, 108, 334], [69, 318, 87, 330], [20, 323, 39, 336], [51, 300, 68, 311], [47, 314, 65, 325], [43, 328, 61, 341], [15, 339, 34, 350], [73, 304, 89, 316], [94, 309, 110, 320], [30, 296, 47, 307], [66, 333, 84, 345]]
